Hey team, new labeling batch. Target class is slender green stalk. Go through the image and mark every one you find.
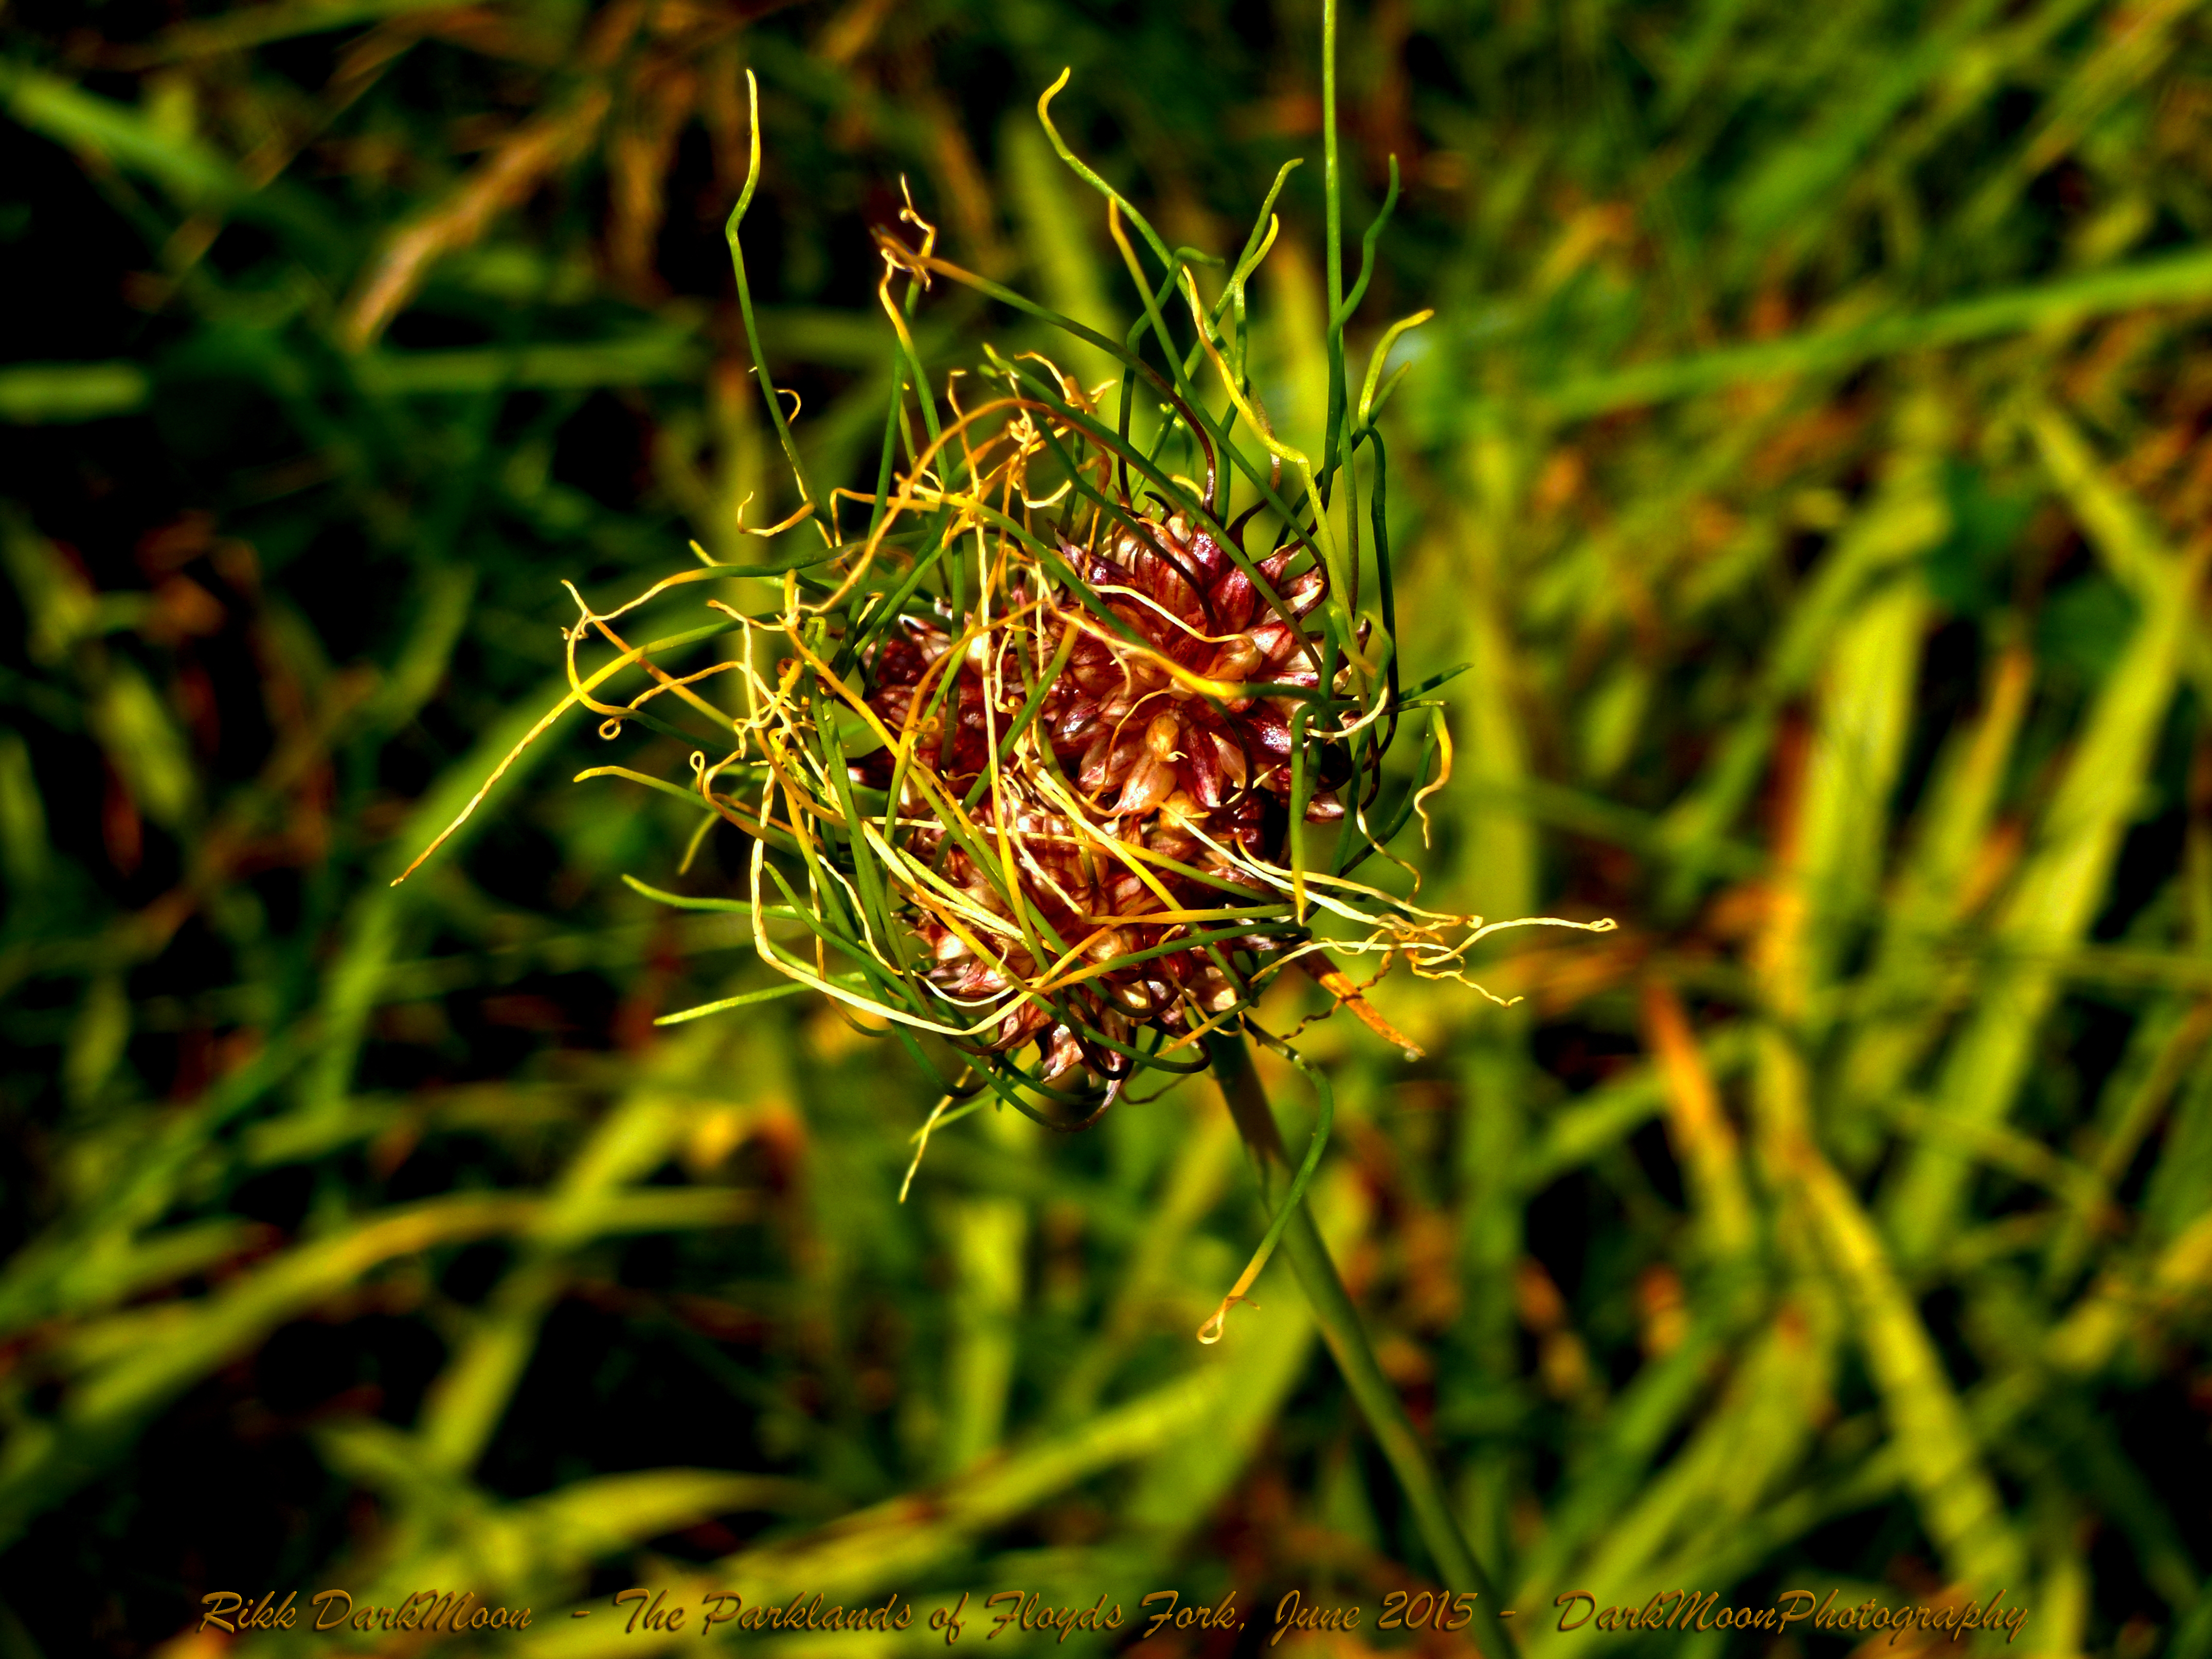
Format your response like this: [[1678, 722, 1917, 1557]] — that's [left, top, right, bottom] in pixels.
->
[[1205, 1032, 1520, 1659], [1320, 0, 1349, 481], [1321, 0, 1342, 327]]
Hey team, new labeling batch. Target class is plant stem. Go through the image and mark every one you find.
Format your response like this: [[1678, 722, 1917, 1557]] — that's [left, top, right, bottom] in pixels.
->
[[1321, 0, 1342, 324], [1206, 1031, 1520, 1659]]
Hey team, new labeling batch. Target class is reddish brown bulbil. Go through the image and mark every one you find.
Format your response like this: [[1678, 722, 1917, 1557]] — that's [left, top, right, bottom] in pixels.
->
[[855, 511, 1342, 1091]]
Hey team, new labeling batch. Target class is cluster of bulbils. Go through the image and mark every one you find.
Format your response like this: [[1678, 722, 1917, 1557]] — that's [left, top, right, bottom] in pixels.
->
[[855, 510, 1345, 1096]]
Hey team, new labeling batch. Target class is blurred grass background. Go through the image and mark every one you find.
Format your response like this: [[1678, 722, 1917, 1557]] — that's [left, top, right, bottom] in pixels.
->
[[3, 0, 2212, 1655]]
